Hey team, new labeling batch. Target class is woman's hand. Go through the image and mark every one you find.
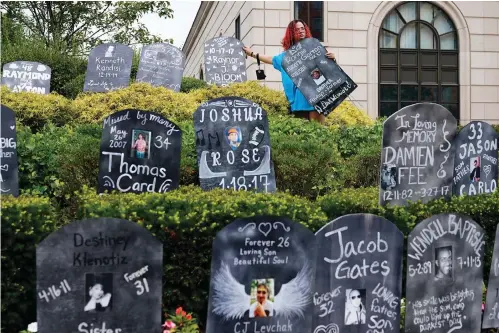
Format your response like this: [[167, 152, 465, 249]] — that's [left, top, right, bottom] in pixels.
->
[[325, 50, 336, 62], [243, 46, 253, 58]]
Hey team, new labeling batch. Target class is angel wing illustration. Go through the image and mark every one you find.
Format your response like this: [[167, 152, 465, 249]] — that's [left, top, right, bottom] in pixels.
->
[[211, 261, 312, 320]]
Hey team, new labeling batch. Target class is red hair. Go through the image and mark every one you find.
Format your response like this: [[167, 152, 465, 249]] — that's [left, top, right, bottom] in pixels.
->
[[281, 20, 312, 50]]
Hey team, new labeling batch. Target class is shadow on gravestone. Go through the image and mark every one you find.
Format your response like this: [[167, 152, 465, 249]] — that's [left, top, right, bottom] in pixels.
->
[[1, 61, 51, 94], [136, 43, 185, 91], [282, 38, 357, 116], [84, 43, 133, 92], [36, 218, 163, 333], [379, 103, 457, 207], [193, 97, 276, 193], [453, 121, 498, 197], [312, 214, 403, 333], [483, 224, 499, 329], [404, 213, 485, 333], [206, 216, 317, 333], [204, 36, 247, 86], [1, 105, 19, 197], [97, 109, 182, 194]]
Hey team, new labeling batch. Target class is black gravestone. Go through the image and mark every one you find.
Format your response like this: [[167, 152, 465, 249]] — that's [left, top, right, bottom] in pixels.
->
[[404, 213, 485, 333], [312, 214, 403, 333], [2, 61, 51, 94], [206, 216, 316, 333], [379, 103, 457, 206], [84, 43, 133, 92], [97, 109, 182, 194], [483, 224, 499, 329], [136, 43, 185, 91], [452, 121, 498, 197], [204, 36, 247, 86], [36, 218, 163, 333], [0, 105, 19, 197], [193, 97, 276, 193], [282, 38, 357, 116]]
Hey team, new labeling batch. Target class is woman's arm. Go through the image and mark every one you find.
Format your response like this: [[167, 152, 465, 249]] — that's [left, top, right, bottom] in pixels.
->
[[242, 46, 273, 64]]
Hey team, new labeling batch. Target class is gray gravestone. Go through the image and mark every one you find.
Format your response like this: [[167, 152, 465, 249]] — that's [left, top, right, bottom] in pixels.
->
[[98, 109, 182, 194], [0, 105, 19, 197], [2, 61, 51, 94], [282, 38, 357, 116], [193, 97, 276, 193], [36, 218, 163, 333], [483, 224, 499, 329], [379, 103, 457, 206], [206, 216, 316, 333], [404, 213, 485, 333], [453, 121, 498, 197], [312, 214, 403, 333], [204, 36, 247, 86], [84, 43, 133, 92], [136, 43, 185, 91]]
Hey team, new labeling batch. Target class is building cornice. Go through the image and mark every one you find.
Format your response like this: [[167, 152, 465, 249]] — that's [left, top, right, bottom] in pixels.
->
[[182, 1, 214, 56]]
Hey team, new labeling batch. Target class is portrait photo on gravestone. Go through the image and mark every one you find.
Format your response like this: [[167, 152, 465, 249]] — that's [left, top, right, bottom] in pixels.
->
[[84, 273, 113, 313]]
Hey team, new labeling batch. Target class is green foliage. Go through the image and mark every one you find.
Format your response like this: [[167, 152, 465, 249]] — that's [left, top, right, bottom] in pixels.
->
[[1, 195, 58, 333], [181, 77, 208, 93]]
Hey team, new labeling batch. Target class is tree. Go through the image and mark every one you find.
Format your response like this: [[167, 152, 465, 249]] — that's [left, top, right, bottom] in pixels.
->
[[0, 1, 174, 54]]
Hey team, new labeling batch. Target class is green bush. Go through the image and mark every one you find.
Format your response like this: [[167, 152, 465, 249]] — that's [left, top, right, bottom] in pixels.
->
[[1, 195, 58, 333], [181, 77, 208, 93]]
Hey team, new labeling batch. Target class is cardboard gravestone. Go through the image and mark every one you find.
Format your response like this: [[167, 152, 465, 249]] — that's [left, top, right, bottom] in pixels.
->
[[136, 43, 185, 91], [453, 121, 498, 197], [483, 224, 499, 329], [206, 216, 316, 333], [36, 218, 163, 333], [379, 103, 457, 206], [204, 36, 247, 86], [312, 214, 403, 333], [405, 213, 485, 333], [84, 43, 133, 92], [2, 61, 51, 94], [282, 38, 357, 116], [98, 109, 182, 194], [0, 105, 19, 197], [193, 97, 276, 193]]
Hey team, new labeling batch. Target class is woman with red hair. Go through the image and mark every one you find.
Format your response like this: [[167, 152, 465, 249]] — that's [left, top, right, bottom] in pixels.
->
[[243, 20, 336, 124]]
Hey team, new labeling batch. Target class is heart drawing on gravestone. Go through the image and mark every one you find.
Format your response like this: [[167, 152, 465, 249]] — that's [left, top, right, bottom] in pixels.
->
[[313, 324, 339, 333], [258, 222, 272, 236], [10, 125, 15, 130]]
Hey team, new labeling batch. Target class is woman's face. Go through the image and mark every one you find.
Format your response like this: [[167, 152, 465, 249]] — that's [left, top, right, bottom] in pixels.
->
[[138, 134, 144, 140], [295, 21, 306, 40], [90, 284, 104, 299], [350, 290, 361, 308]]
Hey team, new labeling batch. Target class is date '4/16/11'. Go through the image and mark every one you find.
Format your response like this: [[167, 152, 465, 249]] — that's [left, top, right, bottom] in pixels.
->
[[219, 175, 271, 192]]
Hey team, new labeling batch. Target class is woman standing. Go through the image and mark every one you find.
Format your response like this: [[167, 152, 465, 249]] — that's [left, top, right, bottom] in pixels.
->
[[243, 20, 336, 124]]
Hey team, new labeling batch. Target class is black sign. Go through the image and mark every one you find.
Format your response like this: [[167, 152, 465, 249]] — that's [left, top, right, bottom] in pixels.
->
[[312, 214, 403, 333], [204, 36, 247, 86], [379, 103, 457, 206], [0, 105, 19, 197], [84, 43, 133, 92], [282, 38, 357, 116], [36, 218, 163, 333], [136, 43, 185, 91], [453, 121, 498, 197], [404, 213, 485, 333], [2, 61, 51, 94], [206, 216, 316, 333], [97, 109, 182, 194], [193, 97, 276, 193], [483, 224, 499, 329]]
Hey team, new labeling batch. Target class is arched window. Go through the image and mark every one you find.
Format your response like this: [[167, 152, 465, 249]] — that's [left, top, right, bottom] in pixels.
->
[[379, 2, 459, 119]]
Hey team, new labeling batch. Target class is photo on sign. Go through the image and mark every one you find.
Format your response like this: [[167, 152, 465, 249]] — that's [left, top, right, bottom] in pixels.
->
[[130, 129, 151, 159], [380, 163, 397, 190], [435, 246, 453, 283], [311, 68, 326, 86], [470, 156, 481, 182], [344, 289, 366, 325], [249, 278, 275, 318], [105, 45, 116, 57], [225, 126, 242, 151], [84, 273, 113, 312]]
